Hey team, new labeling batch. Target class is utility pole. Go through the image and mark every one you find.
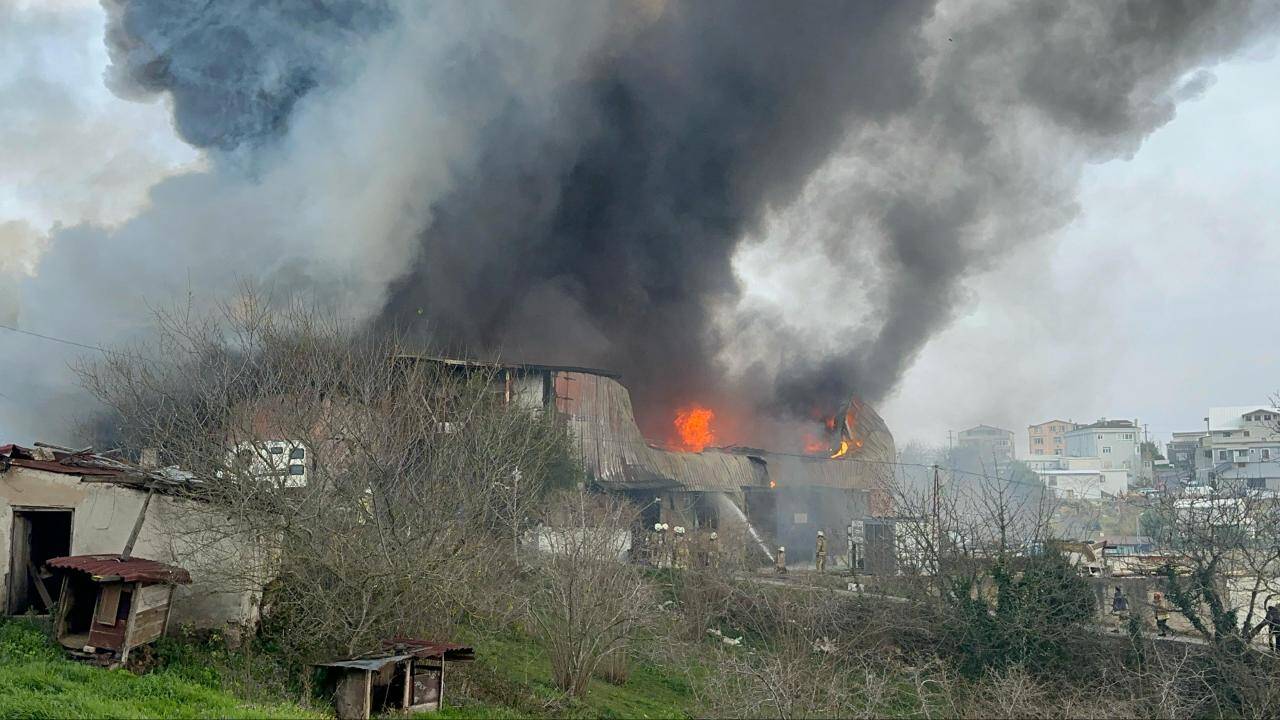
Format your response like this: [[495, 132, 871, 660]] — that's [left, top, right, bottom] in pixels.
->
[[931, 463, 941, 553]]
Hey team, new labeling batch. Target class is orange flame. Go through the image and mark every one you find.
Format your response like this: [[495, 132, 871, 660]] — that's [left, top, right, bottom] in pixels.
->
[[830, 439, 850, 458], [673, 405, 715, 452]]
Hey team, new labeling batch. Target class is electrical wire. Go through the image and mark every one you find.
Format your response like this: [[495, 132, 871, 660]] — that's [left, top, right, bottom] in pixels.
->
[[0, 322, 107, 353]]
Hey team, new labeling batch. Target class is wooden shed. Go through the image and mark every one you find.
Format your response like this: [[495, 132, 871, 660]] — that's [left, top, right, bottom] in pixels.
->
[[45, 554, 191, 665], [314, 638, 474, 719]]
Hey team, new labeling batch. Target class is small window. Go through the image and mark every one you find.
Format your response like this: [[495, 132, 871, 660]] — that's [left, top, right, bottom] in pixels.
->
[[1103, 446, 1112, 454], [289, 465, 305, 476], [1097, 435, 1103, 440], [1220, 451, 1229, 461], [1245, 431, 1252, 437], [1224, 432, 1233, 438], [1034, 437, 1043, 444], [1264, 449, 1271, 460], [289, 447, 305, 460], [1123, 433, 1133, 440], [268, 446, 284, 455], [1249, 478, 1266, 489], [1238, 449, 1249, 457], [1267, 414, 1275, 421], [1204, 451, 1212, 459]]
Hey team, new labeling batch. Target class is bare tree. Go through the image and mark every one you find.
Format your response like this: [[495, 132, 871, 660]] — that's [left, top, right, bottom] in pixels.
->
[[524, 489, 654, 698], [75, 291, 576, 660]]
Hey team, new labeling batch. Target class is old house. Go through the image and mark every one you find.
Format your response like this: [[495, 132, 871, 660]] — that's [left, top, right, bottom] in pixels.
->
[[1, 444, 260, 635]]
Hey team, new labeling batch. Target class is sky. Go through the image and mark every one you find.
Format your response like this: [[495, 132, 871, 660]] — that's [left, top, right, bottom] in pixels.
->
[[0, 1, 1278, 454], [877, 46, 1280, 454]]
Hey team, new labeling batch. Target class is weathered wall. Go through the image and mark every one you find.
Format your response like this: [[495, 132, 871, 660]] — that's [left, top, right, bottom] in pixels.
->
[[0, 466, 259, 633]]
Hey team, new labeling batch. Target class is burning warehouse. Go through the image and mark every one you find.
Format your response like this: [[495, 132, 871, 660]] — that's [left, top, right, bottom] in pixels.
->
[[406, 356, 894, 565]]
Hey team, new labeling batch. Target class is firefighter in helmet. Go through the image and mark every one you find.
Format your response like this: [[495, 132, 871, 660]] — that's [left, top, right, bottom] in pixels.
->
[[815, 530, 828, 573]]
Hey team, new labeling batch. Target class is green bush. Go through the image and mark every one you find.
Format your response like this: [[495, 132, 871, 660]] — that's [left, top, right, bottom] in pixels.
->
[[942, 552, 1097, 678]]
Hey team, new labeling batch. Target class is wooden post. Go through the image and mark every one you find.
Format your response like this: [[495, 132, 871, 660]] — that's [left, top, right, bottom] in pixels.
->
[[120, 484, 155, 560]]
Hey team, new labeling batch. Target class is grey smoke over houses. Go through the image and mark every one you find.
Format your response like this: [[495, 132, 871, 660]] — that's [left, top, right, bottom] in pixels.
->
[[3, 0, 1277, 442]]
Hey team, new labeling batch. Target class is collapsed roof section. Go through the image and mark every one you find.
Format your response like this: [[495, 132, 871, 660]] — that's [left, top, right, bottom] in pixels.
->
[[0, 443, 198, 494]]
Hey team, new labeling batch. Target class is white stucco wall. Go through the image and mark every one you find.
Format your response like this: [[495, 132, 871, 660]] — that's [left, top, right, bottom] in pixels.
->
[[0, 466, 260, 633]]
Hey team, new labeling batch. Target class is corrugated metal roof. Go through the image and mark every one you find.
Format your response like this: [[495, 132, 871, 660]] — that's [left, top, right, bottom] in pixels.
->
[[395, 353, 621, 379], [383, 638, 475, 661], [46, 554, 192, 584], [0, 443, 199, 493], [0, 444, 123, 476], [314, 654, 414, 671]]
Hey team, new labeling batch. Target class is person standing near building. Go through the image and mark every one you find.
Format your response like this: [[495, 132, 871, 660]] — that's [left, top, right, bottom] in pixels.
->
[[1111, 586, 1129, 632], [775, 546, 787, 575], [674, 526, 689, 569], [815, 530, 828, 573], [1152, 591, 1170, 637], [1266, 604, 1280, 652]]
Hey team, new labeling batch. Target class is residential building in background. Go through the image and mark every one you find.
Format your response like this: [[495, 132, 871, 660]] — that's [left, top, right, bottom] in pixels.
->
[[1028, 419, 1077, 456], [1193, 406, 1280, 487], [1166, 431, 1206, 490], [1064, 420, 1141, 473], [957, 425, 1015, 468], [1026, 455, 1127, 499]]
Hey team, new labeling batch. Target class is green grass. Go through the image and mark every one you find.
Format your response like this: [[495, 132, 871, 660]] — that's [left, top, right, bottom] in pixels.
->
[[450, 632, 695, 719], [0, 619, 320, 719]]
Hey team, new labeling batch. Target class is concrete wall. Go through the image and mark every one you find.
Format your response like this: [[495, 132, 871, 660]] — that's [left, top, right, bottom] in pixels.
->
[[1, 466, 260, 633]]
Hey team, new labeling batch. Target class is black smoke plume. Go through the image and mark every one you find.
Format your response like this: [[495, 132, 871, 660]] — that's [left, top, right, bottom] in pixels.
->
[[35, 0, 1279, 441]]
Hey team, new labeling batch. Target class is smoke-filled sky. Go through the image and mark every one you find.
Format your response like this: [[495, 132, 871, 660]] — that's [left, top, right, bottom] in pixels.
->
[[1, 0, 1278, 450]]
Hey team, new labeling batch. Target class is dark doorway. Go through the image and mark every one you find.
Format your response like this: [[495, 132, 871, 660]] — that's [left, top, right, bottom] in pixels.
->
[[7, 508, 73, 615]]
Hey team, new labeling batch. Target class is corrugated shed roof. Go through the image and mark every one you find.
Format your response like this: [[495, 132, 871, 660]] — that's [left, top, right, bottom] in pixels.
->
[[46, 554, 192, 584], [314, 654, 414, 671], [384, 638, 475, 661]]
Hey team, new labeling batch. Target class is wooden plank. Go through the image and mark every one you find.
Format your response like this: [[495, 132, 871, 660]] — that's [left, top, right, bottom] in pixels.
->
[[134, 584, 171, 613], [26, 560, 53, 610], [8, 514, 31, 614], [95, 585, 121, 626], [401, 662, 412, 709], [126, 609, 168, 646], [53, 577, 71, 638], [334, 670, 372, 720]]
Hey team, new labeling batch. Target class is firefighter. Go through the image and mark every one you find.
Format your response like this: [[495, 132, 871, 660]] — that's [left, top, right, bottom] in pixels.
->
[[775, 546, 787, 575], [650, 522, 664, 566], [674, 526, 689, 569], [1152, 591, 1170, 637], [707, 531, 720, 569], [815, 530, 828, 573]]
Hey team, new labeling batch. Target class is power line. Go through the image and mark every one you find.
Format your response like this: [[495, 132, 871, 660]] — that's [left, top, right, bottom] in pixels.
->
[[0, 322, 107, 353]]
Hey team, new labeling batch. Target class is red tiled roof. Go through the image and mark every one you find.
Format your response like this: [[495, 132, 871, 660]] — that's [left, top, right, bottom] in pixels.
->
[[46, 555, 192, 584]]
